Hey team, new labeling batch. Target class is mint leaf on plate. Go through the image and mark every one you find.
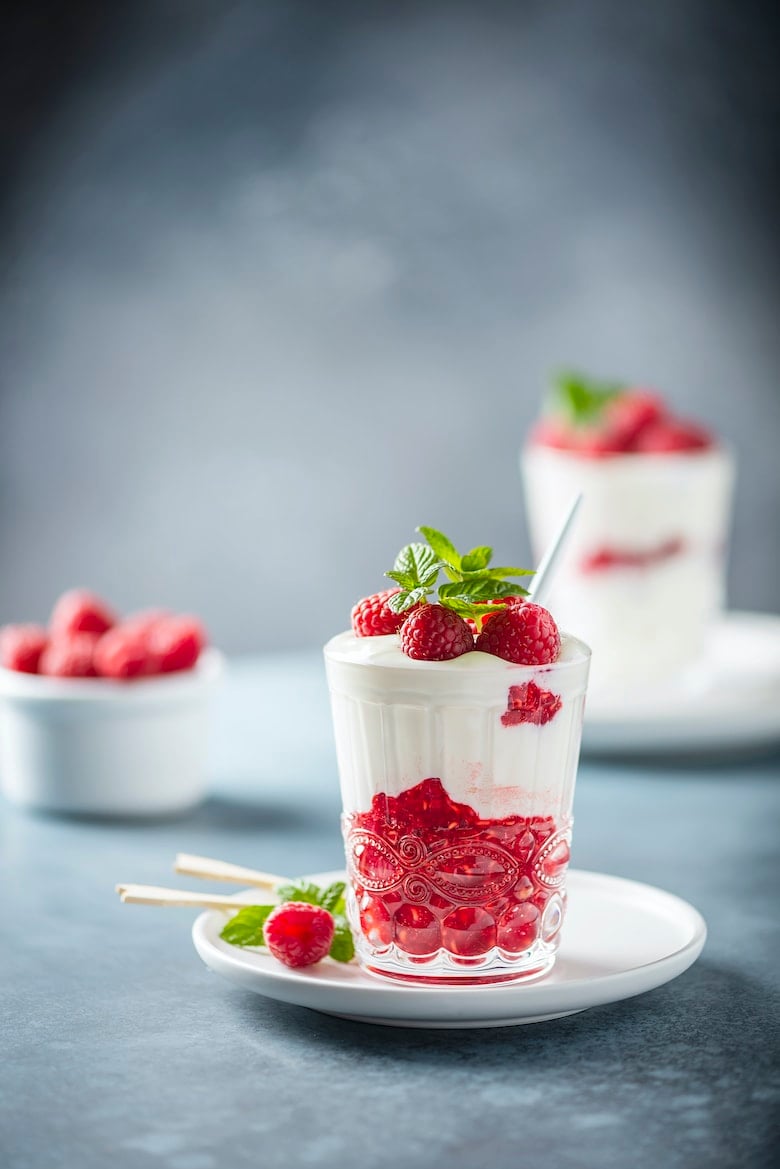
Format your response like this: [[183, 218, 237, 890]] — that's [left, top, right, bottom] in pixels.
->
[[275, 880, 323, 906], [220, 905, 275, 947], [319, 881, 347, 914], [329, 914, 356, 963]]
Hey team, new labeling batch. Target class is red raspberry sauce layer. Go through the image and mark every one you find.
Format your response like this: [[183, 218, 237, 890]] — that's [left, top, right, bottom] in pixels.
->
[[344, 778, 570, 960], [580, 537, 684, 573]]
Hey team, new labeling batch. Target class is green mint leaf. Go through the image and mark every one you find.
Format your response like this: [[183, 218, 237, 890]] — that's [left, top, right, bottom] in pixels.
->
[[275, 881, 323, 906], [487, 566, 535, 580], [392, 542, 440, 586], [385, 570, 416, 589], [553, 371, 624, 426], [440, 578, 503, 600], [461, 546, 492, 572], [387, 587, 430, 614], [319, 881, 346, 914], [329, 914, 356, 963], [220, 905, 275, 947], [417, 527, 461, 570]]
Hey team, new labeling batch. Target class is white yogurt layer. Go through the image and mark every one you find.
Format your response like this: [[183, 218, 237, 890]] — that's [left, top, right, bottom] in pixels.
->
[[521, 445, 735, 692], [324, 631, 590, 822]]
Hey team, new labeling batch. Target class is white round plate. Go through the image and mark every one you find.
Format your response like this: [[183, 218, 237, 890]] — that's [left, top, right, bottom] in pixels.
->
[[582, 612, 780, 756], [192, 869, 706, 1029]]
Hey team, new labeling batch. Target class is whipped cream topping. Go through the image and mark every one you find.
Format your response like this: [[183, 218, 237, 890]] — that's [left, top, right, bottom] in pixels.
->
[[324, 630, 590, 821]]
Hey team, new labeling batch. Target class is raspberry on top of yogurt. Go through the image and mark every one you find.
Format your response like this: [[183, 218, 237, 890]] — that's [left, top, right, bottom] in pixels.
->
[[531, 371, 715, 457], [349, 526, 561, 666]]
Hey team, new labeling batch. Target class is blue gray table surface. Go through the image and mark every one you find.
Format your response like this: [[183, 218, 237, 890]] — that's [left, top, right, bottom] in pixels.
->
[[2, 654, 779, 1169]]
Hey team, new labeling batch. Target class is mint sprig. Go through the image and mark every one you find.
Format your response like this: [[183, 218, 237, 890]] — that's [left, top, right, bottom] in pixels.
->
[[552, 371, 625, 426], [219, 879, 353, 962], [386, 527, 534, 629]]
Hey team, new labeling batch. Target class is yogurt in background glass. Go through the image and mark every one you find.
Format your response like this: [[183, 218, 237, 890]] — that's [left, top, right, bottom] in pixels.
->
[[324, 630, 590, 984], [521, 444, 734, 693]]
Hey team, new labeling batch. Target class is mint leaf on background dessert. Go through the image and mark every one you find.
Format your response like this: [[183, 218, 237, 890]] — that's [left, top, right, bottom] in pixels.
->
[[552, 371, 625, 426]]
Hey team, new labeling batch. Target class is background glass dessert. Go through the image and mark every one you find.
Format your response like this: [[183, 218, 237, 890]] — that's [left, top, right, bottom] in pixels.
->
[[521, 374, 735, 693]]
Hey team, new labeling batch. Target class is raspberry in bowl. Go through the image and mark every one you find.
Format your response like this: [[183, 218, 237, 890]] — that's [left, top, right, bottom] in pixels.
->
[[324, 528, 590, 984], [521, 373, 735, 693], [0, 590, 222, 816]]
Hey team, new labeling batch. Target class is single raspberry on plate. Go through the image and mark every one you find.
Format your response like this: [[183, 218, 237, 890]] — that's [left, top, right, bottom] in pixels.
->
[[0, 624, 48, 673], [49, 589, 117, 638], [94, 625, 152, 679], [147, 616, 206, 673], [400, 604, 474, 661], [40, 634, 99, 678], [351, 589, 406, 637], [263, 901, 335, 968], [476, 602, 560, 665], [634, 419, 713, 452]]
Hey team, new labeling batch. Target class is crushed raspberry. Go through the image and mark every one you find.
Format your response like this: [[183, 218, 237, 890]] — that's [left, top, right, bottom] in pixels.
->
[[147, 616, 206, 673], [400, 604, 474, 661], [0, 624, 49, 674], [476, 602, 560, 665], [581, 537, 685, 573], [40, 634, 100, 677], [263, 902, 335, 968], [501, 681, 562, 726], [49, 589, 117, 638], [351, 589, 407, 637], [94, 626, 152, 679], [345, 779, 568, 961], [634, 420, 713, 452]]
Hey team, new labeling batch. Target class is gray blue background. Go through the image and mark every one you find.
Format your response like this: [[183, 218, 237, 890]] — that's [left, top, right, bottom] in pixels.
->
[[1, 0, 778, 651]]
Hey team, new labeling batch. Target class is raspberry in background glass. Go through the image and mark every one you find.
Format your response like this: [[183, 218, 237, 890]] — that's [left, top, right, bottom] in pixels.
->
[[326, 527, 590, 984], [521, 372, 734, 694]]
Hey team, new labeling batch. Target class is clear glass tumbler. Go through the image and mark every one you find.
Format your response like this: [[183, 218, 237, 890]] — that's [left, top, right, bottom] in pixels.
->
[[324, 631, 590, 984]]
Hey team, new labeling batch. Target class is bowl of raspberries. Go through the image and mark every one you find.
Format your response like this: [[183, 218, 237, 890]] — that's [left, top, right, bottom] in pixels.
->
[[0, 590, 222, 817]]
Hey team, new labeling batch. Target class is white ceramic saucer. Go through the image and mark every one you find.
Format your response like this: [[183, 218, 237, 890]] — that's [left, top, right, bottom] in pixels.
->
[[582, 612, 780, 756], [192, 869, 706, 1029]]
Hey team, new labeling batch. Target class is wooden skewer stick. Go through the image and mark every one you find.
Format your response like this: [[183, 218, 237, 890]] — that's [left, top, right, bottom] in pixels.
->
[[115, 883, 257, 910], [173, 853, 285, 891]]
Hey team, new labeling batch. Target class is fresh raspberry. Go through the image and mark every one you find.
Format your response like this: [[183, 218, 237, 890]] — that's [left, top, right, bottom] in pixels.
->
[[400, 604, 474, 661], [49, 589, 117, 638], [351, 589, 406, 637], [263, 902, 335, 968], [94, 625, 152, 679], [147, 616, 206, 673], [470, 595, 526, 633], [633, 419, 713, 452], [122, 609, 171, 637], [0, 624, 48, 673], [476, 602, 560, 665], [605, 389, 666, 448], [40, 634, 99, 678]]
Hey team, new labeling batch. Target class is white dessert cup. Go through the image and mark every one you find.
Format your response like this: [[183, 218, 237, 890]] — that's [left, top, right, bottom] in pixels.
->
[[521, 445, 735, 693], [0, 649, 223, 817]]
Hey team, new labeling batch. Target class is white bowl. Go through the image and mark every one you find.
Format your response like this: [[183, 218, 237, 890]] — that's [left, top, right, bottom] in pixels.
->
[[0, 649, 224, 816]]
